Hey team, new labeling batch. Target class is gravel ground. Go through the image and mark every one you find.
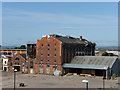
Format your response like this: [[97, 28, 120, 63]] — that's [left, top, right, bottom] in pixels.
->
[[1, 72, 119, 89]]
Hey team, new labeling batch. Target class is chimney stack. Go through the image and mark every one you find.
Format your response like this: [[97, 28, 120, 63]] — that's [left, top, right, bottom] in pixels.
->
[[80, 36, 82, 40]]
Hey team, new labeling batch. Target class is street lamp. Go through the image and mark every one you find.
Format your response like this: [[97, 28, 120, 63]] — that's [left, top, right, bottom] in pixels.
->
[[103, 77, 106, 90], [14, 69, 17, 90], [82, 79, 88, 90]]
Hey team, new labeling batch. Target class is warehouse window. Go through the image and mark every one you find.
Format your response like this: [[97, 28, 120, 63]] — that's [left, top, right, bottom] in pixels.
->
[[55, 48, 56, 51], [46, 65, 50, 68], [55, 53, 56, 56], [53, 66, 56, 71], [53, 66, 58, 70], [41, 44, 43, 46], [41, 54, 43, 56], [48, 59, 50, 62], [48, 44, 50, 46], [15, 57, 19, 61], [41, 59, 43, 62], [54, 60, 56, 62], [48, 53, 49, 56], [48, 48, 50, 51]]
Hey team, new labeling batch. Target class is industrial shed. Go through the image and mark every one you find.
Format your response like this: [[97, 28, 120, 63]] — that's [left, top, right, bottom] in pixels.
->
[[63, 56, 120, 79]]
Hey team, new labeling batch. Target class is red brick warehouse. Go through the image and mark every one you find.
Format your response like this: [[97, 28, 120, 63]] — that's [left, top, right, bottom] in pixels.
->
[[34, 34, 95, 75]]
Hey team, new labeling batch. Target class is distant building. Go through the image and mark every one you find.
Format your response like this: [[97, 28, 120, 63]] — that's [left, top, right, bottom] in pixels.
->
[[27, 43, 36, 58], [0, 49, 27, 58], [63, 56, 120, 79], [34, 34, 95, 75]]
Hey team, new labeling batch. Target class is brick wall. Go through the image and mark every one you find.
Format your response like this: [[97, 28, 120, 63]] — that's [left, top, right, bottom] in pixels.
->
[[9, 54, 25, 72], [35, 35, 62, 74]]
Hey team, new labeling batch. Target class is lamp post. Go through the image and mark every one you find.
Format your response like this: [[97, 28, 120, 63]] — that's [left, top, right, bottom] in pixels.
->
[[103, 77, 106, 90], [82, 79, 88, 90], [14, 69, 17, 90]]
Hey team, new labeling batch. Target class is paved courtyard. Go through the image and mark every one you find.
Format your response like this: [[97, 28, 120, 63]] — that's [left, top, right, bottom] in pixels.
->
[[1, 71, 120, 89]]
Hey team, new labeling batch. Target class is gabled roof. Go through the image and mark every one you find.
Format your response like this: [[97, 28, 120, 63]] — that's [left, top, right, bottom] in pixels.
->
[[13, 53, 26, 60], [63, 56, 118, 70], [50, 34, 89, 44], [19, 54, 26, 59]]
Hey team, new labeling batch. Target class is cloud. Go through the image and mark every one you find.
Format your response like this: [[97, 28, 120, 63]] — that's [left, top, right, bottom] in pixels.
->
[[3, 8, 117, 25], [56, 26, 118, 30]]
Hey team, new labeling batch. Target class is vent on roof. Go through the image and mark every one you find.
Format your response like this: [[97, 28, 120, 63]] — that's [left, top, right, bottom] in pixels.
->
[[80, 36, 82, 40], [52, 34, 62, 37], [66, 35, 70, 38]]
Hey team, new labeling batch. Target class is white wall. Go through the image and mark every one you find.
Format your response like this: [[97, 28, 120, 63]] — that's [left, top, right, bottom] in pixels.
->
[[2, 58, 8, 71]]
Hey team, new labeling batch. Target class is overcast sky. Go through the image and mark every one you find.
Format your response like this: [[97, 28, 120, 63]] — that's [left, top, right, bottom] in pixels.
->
[[2, 2, 118, 46]]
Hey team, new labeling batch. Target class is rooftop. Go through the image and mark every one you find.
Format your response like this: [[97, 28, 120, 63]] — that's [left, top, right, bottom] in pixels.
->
[[50, 34, 89, 44], [63, 56, 119, 70]]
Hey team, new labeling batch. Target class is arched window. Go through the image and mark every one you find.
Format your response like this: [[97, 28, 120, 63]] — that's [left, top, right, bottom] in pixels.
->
[[15, 57, 19, 61], [46, 65, 50, 68]]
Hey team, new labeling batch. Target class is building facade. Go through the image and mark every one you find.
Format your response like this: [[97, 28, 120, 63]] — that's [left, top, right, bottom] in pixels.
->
[[9, 54, 27, 72], [27, 43, 36, 73], [34, 34, 95, 75], [27, 43, 36, 58]]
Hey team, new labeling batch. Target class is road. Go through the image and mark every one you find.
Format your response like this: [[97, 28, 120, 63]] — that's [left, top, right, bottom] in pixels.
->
[[1, 72, 119, 89]]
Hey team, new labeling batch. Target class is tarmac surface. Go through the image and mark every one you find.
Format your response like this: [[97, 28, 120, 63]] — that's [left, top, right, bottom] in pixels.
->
[[1, 71, 120, 89]]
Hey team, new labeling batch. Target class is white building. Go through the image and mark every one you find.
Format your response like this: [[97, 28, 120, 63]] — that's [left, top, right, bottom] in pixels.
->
[[2, 58, 9, 71]]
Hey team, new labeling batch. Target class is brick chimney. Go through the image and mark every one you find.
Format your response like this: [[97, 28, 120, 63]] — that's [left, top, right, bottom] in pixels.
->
[[80, 36, 82, 40]]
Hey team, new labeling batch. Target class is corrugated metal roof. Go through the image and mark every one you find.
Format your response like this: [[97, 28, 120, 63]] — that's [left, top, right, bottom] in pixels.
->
[[63, 56, 118, 70], [63, 64, 108, 70]]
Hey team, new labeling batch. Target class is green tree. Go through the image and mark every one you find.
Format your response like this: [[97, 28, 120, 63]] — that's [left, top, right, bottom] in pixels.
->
[[88, 42, 96, 47], [102, 52, 109, 56], [102, 52, 118, 56], [20, 45, 26, 49], [92, 43, 96, 47], [14, 47, 20, 49]]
